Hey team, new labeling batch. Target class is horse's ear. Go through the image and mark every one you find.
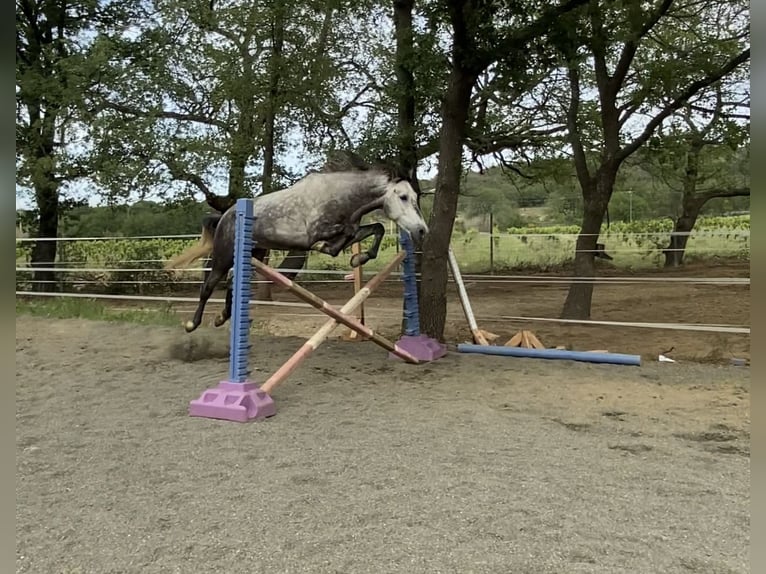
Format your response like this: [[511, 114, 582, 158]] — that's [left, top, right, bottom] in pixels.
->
[[391, 164, 412, 183], [399, 165, 415, 183]]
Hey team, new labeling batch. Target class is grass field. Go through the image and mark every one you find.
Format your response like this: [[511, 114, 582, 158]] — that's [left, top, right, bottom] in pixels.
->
[[15, 297, 180, 326]]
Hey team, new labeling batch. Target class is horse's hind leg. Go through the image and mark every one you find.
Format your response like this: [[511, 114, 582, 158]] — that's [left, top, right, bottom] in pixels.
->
[[214, 285, 234, 328], [276, 249, 308, 281], [186, 256, 230, 333], [214, 247, 274, 327]]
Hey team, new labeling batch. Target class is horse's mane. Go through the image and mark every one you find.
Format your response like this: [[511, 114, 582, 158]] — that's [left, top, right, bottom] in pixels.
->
[[318, 150, 410, 182]]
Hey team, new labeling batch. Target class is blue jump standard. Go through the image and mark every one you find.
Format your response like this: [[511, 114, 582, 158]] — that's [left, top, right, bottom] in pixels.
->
[[389, 228, 447, 362], [188, 198, 276, 422]]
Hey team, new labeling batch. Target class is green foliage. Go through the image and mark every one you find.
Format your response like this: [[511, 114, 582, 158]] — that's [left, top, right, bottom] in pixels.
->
[[16, 237, 197, 295], [16, 298, 179, 327], [16, 1, 142, 203], [86, 0, 395, 205], [59, 200, 211, 237], [639, 97, 750, 220], [418, 154, 749, 230], [506, 214, 750, 236]]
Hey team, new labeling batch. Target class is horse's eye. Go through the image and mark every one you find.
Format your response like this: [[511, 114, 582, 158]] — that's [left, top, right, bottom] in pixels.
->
[[400, 195, 408, 202]]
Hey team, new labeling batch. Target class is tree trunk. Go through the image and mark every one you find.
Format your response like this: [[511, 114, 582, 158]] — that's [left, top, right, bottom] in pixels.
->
[[226, 14, 259, 205], [255, 2, 286, 302], [663, 187, 751, 267], [420, 67, 476, 339], [31, 179, 59, 293], [227, 124, 253, 203], [561, 177, 612, 319], [393, 0, 421, 333], [393, 0, 418, 186], [664, 214, 696, 267], [560, 23, 621, 321], [261, 1, 284, 197], [28, 102, 61, 293]]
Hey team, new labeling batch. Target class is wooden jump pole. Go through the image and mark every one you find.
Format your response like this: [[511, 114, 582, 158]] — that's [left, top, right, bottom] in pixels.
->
[[260, 250, 406, 394], [251, 256, 421, 365], [343, 242, 365, 340], [447, 246, 489, 345]]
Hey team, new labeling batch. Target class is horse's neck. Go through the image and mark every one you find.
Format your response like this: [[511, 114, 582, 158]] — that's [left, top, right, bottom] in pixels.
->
[[261, 172, 389, 219], [335, 172, 388, 197], [339, 174, 389, 220], [311, 172, 389, 207]]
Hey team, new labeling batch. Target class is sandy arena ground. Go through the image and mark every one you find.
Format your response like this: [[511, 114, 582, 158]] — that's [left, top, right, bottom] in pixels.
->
[[16, 308, 749, 573]]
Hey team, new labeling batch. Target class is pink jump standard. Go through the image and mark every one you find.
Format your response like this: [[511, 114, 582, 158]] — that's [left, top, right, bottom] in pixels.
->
[[188, 199, 277, 422]]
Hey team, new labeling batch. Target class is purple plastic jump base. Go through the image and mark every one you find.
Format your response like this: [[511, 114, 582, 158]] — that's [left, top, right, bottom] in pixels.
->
[[188, 381, 276, 423], [389, 334, 447, 363]]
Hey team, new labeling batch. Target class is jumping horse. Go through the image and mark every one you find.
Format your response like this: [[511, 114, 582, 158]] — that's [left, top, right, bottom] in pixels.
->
[[165, 154, 428, 333]]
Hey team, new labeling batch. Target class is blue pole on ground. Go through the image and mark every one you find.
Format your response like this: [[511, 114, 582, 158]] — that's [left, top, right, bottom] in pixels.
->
[[456, 343, 641, 366], [229, 198, 254, 383], [399, 228, 420, 337]]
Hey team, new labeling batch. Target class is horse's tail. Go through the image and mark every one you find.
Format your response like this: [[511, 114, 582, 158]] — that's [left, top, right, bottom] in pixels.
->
[[165, 214, 221, 270]]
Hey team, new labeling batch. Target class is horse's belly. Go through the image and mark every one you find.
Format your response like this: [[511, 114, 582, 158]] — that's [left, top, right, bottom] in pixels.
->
[[251, 217, 312, 250]]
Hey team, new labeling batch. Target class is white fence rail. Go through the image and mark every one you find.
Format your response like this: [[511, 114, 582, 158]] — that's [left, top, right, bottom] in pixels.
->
[[16, 232, 750, 336], [15, 290, 750, 335]]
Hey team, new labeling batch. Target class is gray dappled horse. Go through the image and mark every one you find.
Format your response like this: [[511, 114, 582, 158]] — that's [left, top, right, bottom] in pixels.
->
[[166, 156, 428, 333]]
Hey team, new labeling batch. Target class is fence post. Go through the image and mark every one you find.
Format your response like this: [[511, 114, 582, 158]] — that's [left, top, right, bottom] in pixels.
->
[[489, 211, 494, 274]]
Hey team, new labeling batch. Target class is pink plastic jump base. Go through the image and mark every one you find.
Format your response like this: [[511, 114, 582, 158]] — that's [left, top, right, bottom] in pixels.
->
[[188, 381, 276, 422], [389, 334, 447, 363]]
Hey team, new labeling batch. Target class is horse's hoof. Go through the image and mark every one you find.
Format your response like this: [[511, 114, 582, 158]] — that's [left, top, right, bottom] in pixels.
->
[[184, 320, 198, 333], [351, 253, 370, 268], [214, 315, 227, 327]]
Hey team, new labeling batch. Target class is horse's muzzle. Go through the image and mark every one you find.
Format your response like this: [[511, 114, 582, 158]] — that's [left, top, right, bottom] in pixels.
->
[[413, 225, 428, 244]]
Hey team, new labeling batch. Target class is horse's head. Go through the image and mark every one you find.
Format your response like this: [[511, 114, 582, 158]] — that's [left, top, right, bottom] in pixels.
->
[[382, 179, 429, 243]]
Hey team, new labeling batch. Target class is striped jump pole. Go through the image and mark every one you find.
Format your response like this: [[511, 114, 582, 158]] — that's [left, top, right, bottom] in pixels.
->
[[388, 228, 447, 362], [447, 246, 489, 345], [188, 199, 276, 422], [259, 250, 407, 395], [251, 258, 421, 364]]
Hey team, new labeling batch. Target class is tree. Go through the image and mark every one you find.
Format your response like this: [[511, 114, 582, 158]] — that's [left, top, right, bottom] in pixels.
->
[[418, 0, 589, 340], [392, 0, 420, 192], [650, 86, 750, 266], [87, 1, 289, 211], [253, 0, 287, 300], [551, 0, 750, 319], [16, 0, 139, 291], [86, 0, 378, 298]]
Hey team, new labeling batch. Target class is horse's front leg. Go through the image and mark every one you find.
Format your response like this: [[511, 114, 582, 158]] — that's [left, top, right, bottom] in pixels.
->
[[314, 223, 386, 268], [347, 223, 386, 268], [314, 233, 353, 258]]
